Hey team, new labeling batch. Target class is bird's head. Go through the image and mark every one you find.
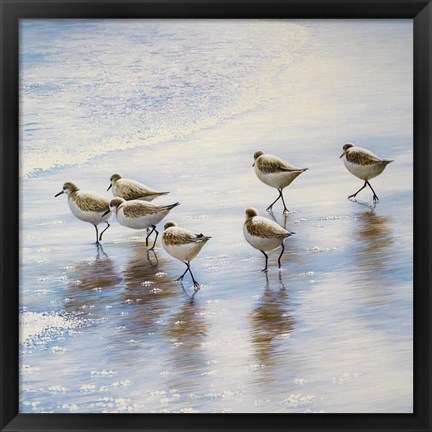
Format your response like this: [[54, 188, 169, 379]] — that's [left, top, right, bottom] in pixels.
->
[[55, 181, 79, 197], [102, 198, 124, 217], [245, 208, 258, 221], [252, 151, 264, 166], [340, 143, 354, 158], [164, 221, 177, 230], [107, 173, 122, 191]]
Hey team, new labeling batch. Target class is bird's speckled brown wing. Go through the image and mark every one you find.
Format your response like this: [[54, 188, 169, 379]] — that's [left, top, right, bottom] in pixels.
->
[[345, 147, 382, 165], [122, 201, 160, 218], [72, 191, 109, 212], [245, 216, 290, 238], [256, 155, 303, 174], [163, 228, 210, 246], [116, 179, 166, 200]]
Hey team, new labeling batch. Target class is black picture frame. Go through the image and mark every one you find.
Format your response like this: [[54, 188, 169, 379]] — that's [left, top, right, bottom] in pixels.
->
[[1, 1, 430, 431]]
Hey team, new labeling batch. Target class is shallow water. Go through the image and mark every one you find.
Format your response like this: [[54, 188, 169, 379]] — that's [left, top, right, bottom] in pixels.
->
[[20, 19, 412, 413]]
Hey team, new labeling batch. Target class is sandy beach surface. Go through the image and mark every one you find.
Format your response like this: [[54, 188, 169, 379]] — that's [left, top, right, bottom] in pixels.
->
[[20, 20, 413, 413]]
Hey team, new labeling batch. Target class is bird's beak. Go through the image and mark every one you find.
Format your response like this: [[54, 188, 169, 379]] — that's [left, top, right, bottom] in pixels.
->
[[339, 153, 344, 158], [252, 162, 255, 167], [102, 209, 110, 217], [55, 191, 64, 197], [107, 184, 112, 191]]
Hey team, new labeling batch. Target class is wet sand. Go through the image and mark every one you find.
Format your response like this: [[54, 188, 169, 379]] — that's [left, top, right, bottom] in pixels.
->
[[20, 100, 413, 413], [19, 20, 413, 413]]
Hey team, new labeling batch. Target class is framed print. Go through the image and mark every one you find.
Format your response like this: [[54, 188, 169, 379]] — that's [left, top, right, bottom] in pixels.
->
[[1, 0, 431, 431]]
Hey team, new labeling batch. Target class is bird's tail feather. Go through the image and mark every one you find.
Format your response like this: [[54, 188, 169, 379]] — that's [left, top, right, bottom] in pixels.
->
[[195, 234, 211, 242], [163, 202, 180, 210]]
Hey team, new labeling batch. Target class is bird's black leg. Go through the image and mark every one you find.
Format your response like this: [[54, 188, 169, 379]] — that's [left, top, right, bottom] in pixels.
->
[[260, 250, 269, 272], [187, 263, 200, 289], [279, 189, 290, 214], [94, 225, 99, 244], [366, 181, 380, 203], [176, 264, 189, 281], [99, 222, 110, 241], [266, 189, 282, 213], [278, 244, 285, 268], [148, 227, 159, 251], [145, 226, 155, 247], [348, 181, 367, 200]]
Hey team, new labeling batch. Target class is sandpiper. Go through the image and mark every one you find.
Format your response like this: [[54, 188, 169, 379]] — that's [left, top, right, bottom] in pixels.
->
[[103, 198, 179, 250], [243, 208, 293, 272], [162, 221, 211, 288], [108, 173, 169, 201], [253, 151, 308, 214], [55, 182, 111, 244], [340, 143, 393, 204]]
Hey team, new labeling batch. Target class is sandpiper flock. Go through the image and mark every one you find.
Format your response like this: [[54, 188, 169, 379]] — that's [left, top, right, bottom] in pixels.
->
[[55, 143, 393, 289]]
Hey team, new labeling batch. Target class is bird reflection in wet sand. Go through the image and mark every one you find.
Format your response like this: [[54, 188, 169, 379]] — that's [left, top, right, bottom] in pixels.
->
[[349, 209, 398, 312], [146, 249, 159, 267], [179, 281, 201, 303], [354, 210, 394, 276], [163, 300, 208, 385], [64, 244, 122, 315], [249, 272, 295, 371], [118, 242, 181, 337]]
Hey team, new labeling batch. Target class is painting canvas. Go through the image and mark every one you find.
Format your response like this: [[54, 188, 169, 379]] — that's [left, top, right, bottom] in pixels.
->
[[19, 19, 413, 413]]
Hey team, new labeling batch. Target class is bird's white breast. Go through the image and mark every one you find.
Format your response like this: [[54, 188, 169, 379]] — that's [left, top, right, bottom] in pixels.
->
[[162, 239, 204, 263], [68, 197, 111, 226], [116, 208, 165, 229], [254, 165, 301, 189], [343, 158, 386, 181]]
